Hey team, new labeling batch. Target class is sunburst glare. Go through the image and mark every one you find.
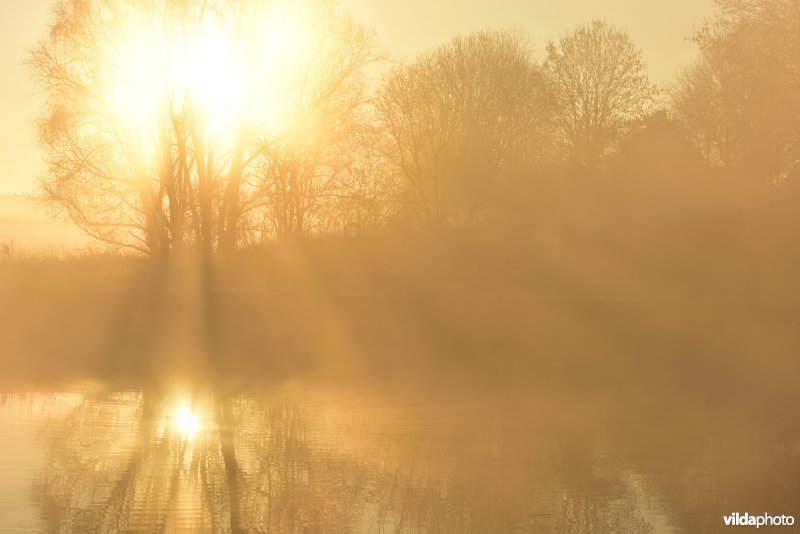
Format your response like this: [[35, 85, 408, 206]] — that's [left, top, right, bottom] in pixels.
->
[[105, 1, 311, 150], [173, 403, 200, 440]]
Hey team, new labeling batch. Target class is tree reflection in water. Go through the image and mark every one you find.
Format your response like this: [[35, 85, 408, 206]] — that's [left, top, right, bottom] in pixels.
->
[[24, 390, 663, 533]]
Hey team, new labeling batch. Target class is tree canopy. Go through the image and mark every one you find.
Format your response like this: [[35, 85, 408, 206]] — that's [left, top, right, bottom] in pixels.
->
[[671, 0, 800, 182], [32, 0, 800, 252], [545, 20, 658, 171], [29, 0, 379, 255], [376, 29, 553, 226]]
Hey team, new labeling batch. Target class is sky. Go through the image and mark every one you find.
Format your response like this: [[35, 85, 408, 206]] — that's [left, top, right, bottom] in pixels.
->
[[0, 0, 714, 195]]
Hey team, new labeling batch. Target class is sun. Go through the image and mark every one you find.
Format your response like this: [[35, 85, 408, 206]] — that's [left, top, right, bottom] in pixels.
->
[[106, 1, 311, 149]]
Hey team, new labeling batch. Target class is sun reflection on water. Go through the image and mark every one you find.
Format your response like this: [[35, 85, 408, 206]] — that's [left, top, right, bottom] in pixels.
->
[[173, 404, 200, 441]]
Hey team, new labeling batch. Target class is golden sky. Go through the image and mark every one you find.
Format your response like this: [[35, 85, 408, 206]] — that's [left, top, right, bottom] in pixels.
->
[[0, 0, 713, 195]]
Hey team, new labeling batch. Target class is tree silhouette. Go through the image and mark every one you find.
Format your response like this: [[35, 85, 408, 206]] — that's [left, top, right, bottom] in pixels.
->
[[29, 0, 378, 255], [545, 20, 658, 172], [376, 29, 554, 226], [242, 11, 382, 241], [671, 0, 800, 183]]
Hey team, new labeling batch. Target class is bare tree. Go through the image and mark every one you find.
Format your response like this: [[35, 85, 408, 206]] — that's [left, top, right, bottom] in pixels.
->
[[670, 57, 741, 170], [545, 20, 658, 172], [376, 29, 554, 227], [245, 12, 382, 240], [671, 0, 800, 182], [29, 0, 378, 255]]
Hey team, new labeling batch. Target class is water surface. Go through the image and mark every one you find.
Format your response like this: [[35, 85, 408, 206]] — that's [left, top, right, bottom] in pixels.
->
[[1, 385, 797, 533]]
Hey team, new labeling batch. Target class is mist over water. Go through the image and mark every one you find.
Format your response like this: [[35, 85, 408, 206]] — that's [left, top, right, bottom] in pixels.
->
[[2, 382, 796, 534], [3, 181, 800, 532], [3, 0, 800, 531]]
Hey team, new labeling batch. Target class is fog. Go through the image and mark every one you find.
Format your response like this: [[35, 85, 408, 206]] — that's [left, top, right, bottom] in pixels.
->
[[2, 0, 800, 532]]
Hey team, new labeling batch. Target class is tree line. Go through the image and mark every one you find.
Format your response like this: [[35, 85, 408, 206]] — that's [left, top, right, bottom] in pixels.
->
[[28, 0, 800, 256]]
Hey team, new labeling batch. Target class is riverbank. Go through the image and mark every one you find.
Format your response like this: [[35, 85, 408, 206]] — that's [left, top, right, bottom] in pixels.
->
[[2, 195, 799, 417]]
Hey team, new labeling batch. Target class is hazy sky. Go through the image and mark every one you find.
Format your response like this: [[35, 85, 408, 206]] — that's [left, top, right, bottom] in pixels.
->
[[0, 0, 713, 195]]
